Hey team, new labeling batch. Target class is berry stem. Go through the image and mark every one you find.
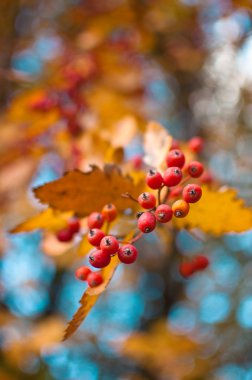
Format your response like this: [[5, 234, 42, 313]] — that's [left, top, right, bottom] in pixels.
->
[[130, 231, 144, 244], [105, 221, 111, 235], [180, 175, 191, 187], [161, 187, 170, 203], [157, 185, 165, 205], [121, 192, 138, 203]]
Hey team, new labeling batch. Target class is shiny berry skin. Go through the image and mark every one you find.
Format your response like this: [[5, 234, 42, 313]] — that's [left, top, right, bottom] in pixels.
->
[[87, 229, 105, 246], [163, 167, 182, 187], [68, 218, 81, 234], [146, 170, 163, 190], [172, 199, 190, 218], [137, 212, 156, 233], [155, 204, 173, 223], [56, 227, 74, 242], [102, 204, 117, 222], [100, 236, 119, 255], [89, 249, 111, 268], [87, 272, 103, 287], [166, 149, 185, 169], [193, 255, 209, 270], [179, 262, 195, 278], [188, 136, 204, 153], [118, 244, 138, 264], [183, 184, 202, 203], [75, 266, 91, 281], [187, 161, 204, 178], [138, 192, 156, 209], [87, 212, 104, 229]]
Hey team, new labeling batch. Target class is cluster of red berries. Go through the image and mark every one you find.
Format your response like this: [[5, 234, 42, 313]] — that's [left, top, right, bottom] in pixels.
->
[[56, 218, 81, 242], [179, 255, 209, 278], [136, 148, 204, 234]]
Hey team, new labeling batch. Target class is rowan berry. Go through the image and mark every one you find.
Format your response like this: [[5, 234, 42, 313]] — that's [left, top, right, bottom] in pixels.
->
[[155, 204, 173, 223], [138, 192, 156, 209], [146, 170, 163, 190], [193, 255, 209, 270], [137, 212, 156, 233], [102, 204, 117, 222], [169, 186, 183, 199], [131, 154, 143, 170], [166, 149, 185, 169], [87, 272, 103, 287], [187, 161, 204, 178], [179, 262, 195, 278], [89, 249, 111, 268], [87, 212, 104, 229], [172, 199, 190, 218], [118, 244, 138, 264], [188, 136, 204, 153], [56, 227, 74, 242], [163, 167, 182, 187], [68, 218, 81, 234], [100, 236, 119, 255], [182, 184, 202, 203], [75, 266, 91, 281], [170, 139, 180, 150], [200, 170, 213, 184], [87, 228, 105, 246]]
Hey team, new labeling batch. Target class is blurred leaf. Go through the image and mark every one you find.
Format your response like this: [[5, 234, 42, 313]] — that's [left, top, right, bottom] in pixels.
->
[[174, 186, 252, 235]]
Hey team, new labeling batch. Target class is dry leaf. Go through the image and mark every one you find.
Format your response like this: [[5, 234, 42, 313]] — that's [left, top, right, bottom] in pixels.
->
[[33, 165, 144, 216], [174, 186, 252, 235]]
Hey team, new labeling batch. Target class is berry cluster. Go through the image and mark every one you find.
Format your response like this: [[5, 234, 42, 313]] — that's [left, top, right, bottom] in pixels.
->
[[56, 217, 81, 242], [75, 266, 103, 288], [179, 255, 209, 278], [136, 148, 204, 233]]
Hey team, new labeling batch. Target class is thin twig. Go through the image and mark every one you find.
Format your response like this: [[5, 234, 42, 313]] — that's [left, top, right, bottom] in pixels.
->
[[121, 192, 138, 203]]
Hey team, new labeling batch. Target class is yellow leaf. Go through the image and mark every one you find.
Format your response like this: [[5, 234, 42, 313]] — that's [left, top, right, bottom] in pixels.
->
[[11, 208, 72, 233], [174, 186, 252, 235], [33, 165, 145, 217]]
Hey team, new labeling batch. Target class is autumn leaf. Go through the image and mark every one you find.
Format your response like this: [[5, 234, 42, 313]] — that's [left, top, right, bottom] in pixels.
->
[[174, 186, 252, 235], [34, 165, 144, 216]]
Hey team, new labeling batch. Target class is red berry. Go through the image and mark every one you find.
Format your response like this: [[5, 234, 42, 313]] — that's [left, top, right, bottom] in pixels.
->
[[89, 249, 111, 268], [75, 266, 91, 281], [146, 170, 163, 190], [155, 204, 173, 223], [187, 161, 204, 178], [170, 139, 180, 150], [163, 167, 182, 187], [118, 244, 138, 264], [172, 199, 190, 218], [179, 262, 195, 278], [100, 236, 119, 255], [182, 184, 202, 203], [137, 212, 156, 233], [101, 204, 117, 222], [131, 154, 143, 170], [87, 212, 104, 229], [138, 192, 156, 209], [87, 272, 103, 287], [87, 228, 105, 246], [200, 170, 213, 184], [68, 218, 81, 234], [56, 227, 74, 242], [166, 149, 185, 169], [193, 255, 209, 270], [188, 136, 204, 153], [169, 186, 183, 199]]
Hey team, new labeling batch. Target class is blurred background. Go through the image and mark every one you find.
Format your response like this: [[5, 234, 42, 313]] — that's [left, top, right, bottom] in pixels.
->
[[1, 0, 252, 379]]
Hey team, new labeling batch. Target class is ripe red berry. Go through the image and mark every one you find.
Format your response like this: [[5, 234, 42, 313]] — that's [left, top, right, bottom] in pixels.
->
[[188, 136, 204, 153], [170, 139, 180, 150], [68, 218, 81, 234], [131, 154, 143, 170], [193, 255, 209, 270], [75, 266, 91, 281], [182, 184, 202, 203], [146, 170, 163, 190], [100, 236, 119, 255], [87, 212, 104, 229], [137, 211, 156, 233], [118, 244, 138, 264], [166, 149, 185, 169], [155, 204, 173, 223], [179, 262, 195, 278], [187, 161, 204, 178], [163, 167, 182, 187], [200, 170, 213, 184], [89, 249, 111, 268], [138, 192, 156, 209], [172, 199, 190, 218], [56, 227, 74, 242], [87, 272, 103, 287], [101, 204, 117, 222], [87, 228, 105, 246], [169, 186, 183, 199]]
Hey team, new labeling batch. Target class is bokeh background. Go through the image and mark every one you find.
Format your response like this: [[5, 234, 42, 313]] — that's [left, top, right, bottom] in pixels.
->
[[1, 1, 252, 379]]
